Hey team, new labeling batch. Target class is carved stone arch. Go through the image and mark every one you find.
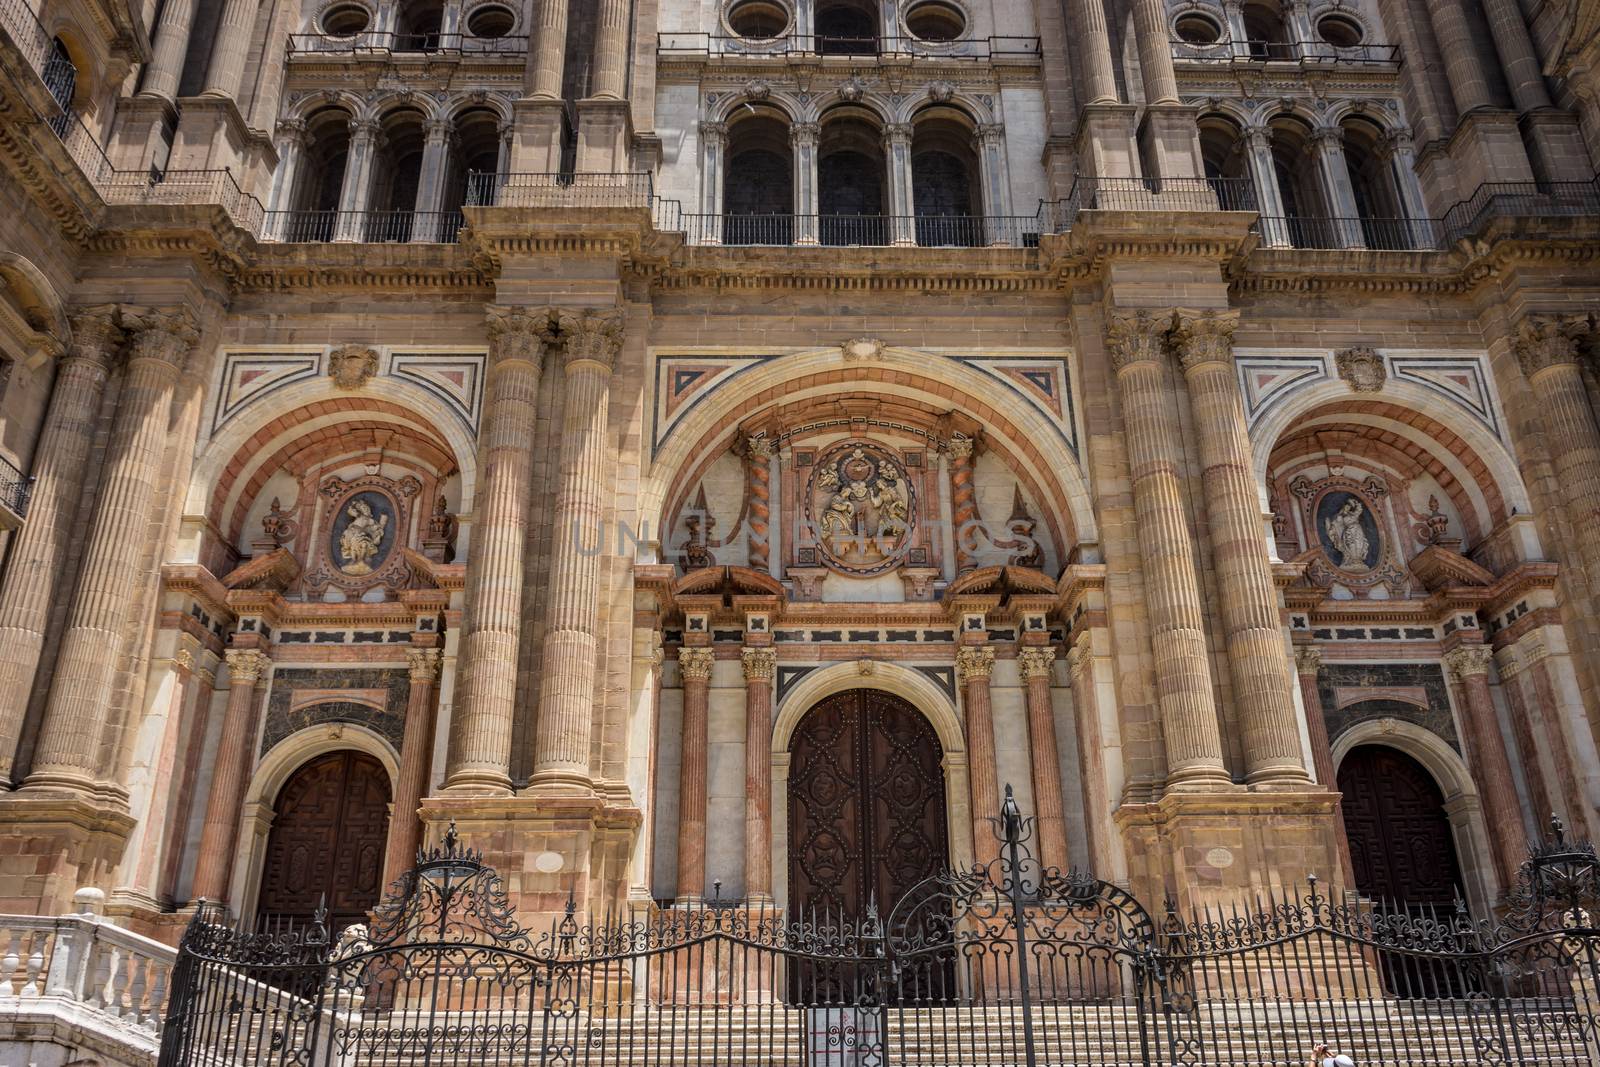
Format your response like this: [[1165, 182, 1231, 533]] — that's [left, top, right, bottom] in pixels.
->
[[365, 89, 446, 125], [0, 252, 68, 341], [229, 723, 399, 921], [811, 89, 896, 124], [1191, 97, 1255, 128], [891, 89, 996, 125], [285, 89, 365, 124], [441, 90, 513, 125], [1251, 97, 1326, 129], [713, 91, 803, 124], [1321, 97, 1403, 131]]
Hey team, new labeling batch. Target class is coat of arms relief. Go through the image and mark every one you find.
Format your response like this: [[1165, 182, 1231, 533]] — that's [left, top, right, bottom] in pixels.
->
[[803, 442, 919, 577]]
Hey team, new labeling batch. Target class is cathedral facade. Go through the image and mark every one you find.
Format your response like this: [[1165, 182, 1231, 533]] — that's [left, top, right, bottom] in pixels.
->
[[0, 0, 1598, 944]]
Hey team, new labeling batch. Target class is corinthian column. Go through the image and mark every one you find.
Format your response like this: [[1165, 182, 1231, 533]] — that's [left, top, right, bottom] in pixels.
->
[[524, 0, 569, 97], [1516, 317, 1600, 603], [1018, 646, 1069, 870], [589, 0, 629, 99], [189, 649, 270, 904], [444, 306, 549, 795], [1170, 309, 1310, 790], [957, 646, 1001, 866], [1444, 645, 1529, 891], [26, 308, 196, 795], [1129, 0, 1180, 104], [1105, 309, 1230, 791], [741, 646, 776, 901], [529, 309, 624, 794], [676, 647, 714, 902], [744, 435, 775, 573], [0, 307, 121, 788], [200, 0, 259, 100], [384, 647, 441, 884]]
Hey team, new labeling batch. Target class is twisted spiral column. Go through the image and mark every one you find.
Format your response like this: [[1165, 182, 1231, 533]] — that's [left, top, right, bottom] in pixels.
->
[[1018, 647, 1069, 870], [0, 307, 120, 787], [27, 308, 197, 795], [957, 646, 1001, 867], [745, 436, 774, 574], [530, 309, 625, 794], [1105, 309, 1230, 791], [445, 306, 549, 794], [676, 647, 715, 902], [741, 646, 777, 902], [948, 435, 979, 574], [1171, 309, 1309, 789], [189, 649, 271, 904]]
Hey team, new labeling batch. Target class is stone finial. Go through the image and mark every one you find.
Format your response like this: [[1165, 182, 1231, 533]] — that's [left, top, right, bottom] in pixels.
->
[[1335, 345, 1386, 392], [1104, 308, 1171, 372], [122, 306, 198, 368], [955, 646, 995, 682], [1442, 644, 1495, 682], [485, 305, 554, 366], [327, 344, 379, 389], [224, 648, 271, 686], [556, 308, 625, 370], [1017, 646, 1057, 679], [1515, 315, 1584, 380], [840, 337, 885, 361], [407, 646, 442, 682], [260, 497, 295, 545], [1168, 308, 1240, 373], [741, 646, 777, 681], [678, 646, 716, 681]]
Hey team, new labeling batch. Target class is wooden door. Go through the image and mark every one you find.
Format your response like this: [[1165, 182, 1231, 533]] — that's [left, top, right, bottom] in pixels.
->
[[1338, 744, 1463, 905], [787, 689, 948, 919], [258, 750, 392, 930]]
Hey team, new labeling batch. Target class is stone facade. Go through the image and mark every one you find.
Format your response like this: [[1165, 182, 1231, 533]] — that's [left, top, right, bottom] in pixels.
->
[[0, 0, 1596, 949]]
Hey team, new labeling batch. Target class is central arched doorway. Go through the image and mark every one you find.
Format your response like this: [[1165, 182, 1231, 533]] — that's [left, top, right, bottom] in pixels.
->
[[787, 689, 948, 919], [1338, 744, 1464, 908], [257, 750, 392, 930]]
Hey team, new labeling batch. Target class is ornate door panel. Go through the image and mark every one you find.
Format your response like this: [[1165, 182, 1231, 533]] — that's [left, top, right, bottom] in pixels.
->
[[1338, 745, 1462, 905], [258, 750, 391, 930], [788, 690, 948, 919]]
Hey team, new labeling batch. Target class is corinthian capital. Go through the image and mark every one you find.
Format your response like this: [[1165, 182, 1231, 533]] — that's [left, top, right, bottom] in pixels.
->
[[485, 305, 554, 366], [1514, 315, 1585, 380], [1442, 644, 1494, 682], [556, 308, 625, 371], [1017, 646, 1057, 679], [65, 304, 124, 369], [121, 306, 198, 369], [407, 646, 442, 682], [224, 648, 270, 686], [955, 646, 995, 683], [1105, 308, 1172, 373], [678, 646, 716, 682], [1168, 308, 1240, 373], [740, 646, 777, 681]]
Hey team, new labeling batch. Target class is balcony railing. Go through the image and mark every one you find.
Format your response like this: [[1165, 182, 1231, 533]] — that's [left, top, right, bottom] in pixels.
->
[[101, 168, 266, 232], [287, 31, 528, 55], [1170, 38, 1401, 65], [1441, 177, 1600, 241], [465, 171, 655, 209], [1256, 215, 1445, 250], [262, 209, 465, 242], [1047, 175, 1258, 228], [0, 451, 30, 527], [651, 203, 1044, 247], [656, 33, 1041, 59], [0, 0, 57, 92]]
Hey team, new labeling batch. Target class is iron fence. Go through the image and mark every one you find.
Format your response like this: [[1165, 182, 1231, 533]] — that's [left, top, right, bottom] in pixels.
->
[[466, 171, 655, 209], [652, 209, 1043, 247], [1442, 177, 1600, 242], [260, 209, 464, 242], [1257, 215, 1445, 250], [286, 31, 529, 54], [0, 451, 30, 521], [1169, 38, 1401, 65], [655, 32, 1042, 59], [159, 792, 1600, 1067]]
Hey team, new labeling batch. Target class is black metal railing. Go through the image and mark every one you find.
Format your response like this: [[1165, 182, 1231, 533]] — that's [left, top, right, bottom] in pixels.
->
[[656, 32, 1042, 58], [653, 209, 1044, 247], [159, 800, 1600, 1067], [1257, 214, 1446, 250], [0, 453, 30, 521], [465, 171, 655, 208], [287, 31, 529, 54], [261, 209, 465, 242], [1047, 175, 1257, 228], [1170, 37, 1401, 64], [1442, 177, 1600, 241]]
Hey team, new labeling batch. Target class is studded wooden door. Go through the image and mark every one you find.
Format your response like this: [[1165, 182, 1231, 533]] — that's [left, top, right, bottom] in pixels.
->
[[787, 689, 948, 920], [1338, 744, 1463, 905], [257, 750, 392, 931]]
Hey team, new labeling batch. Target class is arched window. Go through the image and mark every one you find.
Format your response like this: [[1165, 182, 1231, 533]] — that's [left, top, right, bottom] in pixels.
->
[[1268, 117, 1331, 246], [816, 0, 877, 54], [43, 38, 77, 137], [911, 106, 981, 246], [1241, 0, 1290, 59], [724, 108, 794, 244], [286, 107, 352, 240], [1341, 118, 1409, 248], [396, 0, 444, 49], [818, 106, 887, 244], [367, 107, 428, 240], [439, 107, 501, 241]]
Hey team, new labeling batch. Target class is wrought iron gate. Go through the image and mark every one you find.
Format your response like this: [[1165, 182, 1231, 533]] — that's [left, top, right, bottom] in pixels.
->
[[159, 793, 1600, 1067]]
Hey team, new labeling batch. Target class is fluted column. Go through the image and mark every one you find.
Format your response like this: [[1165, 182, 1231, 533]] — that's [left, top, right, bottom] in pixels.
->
[[1481, 0, 1550, 114], [1018, 647, 1068, 870], [957, 646, 1001, 867], [1443, 645, 1529, 891], [590, 0, 629, 99], [383, 648, 441, 884], [1516, 317, 1600, 602], [142, 0, 200, 101], [189, 649, 270, 904], [744, 435, 774, 572], [525, 0, 569, 97], [0, 307, 121, 788], [265, 121, 308, 237], [1129, 0, 1180, 104], [1293, 646, 1354, 885], [948, 435, 978, 574], [444, 307, 548, 794], [200, 0, 259, 99], [1065, 642, 1109, 873], [1242, 126, 1291, 247], [334, 120, 383, 241], [1493, 646, 1558, 824], [741, 647, 776, 901], [1428, 0, 1495, 115], [529, 309, 625, 794], [411, 118, 454, 240], [1068, 0, 1117, 103], [26, 309, 196, 795], [1105, 309, 1230, 791], [700, 121, 728, 227], [1171, 309, 1309, 789], [676, 647, 714, 902]]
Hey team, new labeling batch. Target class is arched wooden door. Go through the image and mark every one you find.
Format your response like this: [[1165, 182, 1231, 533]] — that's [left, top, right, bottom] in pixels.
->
[[787, 689, 948, 919], [1338, 744, 1463, 906], [258, 750, 391, 930]]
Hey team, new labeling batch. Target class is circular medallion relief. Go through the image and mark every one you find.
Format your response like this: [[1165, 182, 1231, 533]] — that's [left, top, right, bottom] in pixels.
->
[[329, 489, 397, 577], [804, 442, 917, 576]]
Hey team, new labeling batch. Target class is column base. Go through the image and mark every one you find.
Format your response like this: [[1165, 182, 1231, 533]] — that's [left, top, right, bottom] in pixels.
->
[[0, 793, 137, 914], [420, 793, 640, 931], [169, 95, 277, 195], [510, 96, 569, 174], [1114, 788, 1346, 912], [1074, 103, 1141, 179], [1138, 103, 1205, 180], [1520, 107, 1596, 182], [574, 98, 633, 172]]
